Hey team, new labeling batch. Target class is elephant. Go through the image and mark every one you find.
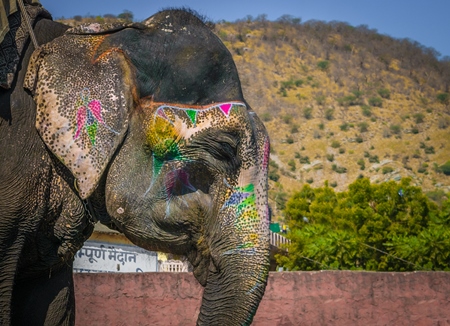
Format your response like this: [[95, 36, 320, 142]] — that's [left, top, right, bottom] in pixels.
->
[[0, 5, 270, 326]]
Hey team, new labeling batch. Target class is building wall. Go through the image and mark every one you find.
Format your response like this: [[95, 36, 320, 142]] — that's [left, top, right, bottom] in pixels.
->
[[74, 271, 450, 326]]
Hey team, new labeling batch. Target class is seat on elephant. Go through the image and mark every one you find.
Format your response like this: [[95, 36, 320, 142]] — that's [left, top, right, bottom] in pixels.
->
[[0, 0, 50, 88]]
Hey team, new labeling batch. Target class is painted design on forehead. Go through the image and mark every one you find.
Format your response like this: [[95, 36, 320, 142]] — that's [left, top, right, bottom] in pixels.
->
[[73, 88, 118, 145], [154, 102, 245, 126], [145, 101, 247, 211], [146, 101, 246, 182]]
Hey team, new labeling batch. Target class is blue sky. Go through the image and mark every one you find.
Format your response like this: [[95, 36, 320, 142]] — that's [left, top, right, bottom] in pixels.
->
[[40, 0, 450, 59]]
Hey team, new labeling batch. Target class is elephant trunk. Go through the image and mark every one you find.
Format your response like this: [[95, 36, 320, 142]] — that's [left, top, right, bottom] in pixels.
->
[[198, 134, 270, 325], [197, 248, 270, 325]]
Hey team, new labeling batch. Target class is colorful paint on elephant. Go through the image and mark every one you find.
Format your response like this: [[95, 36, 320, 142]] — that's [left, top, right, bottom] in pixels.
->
[[222, 183, 261, 254], [145, 101, 246, 182], [152, 102, 243, 130], [73, 88, 117, 145]]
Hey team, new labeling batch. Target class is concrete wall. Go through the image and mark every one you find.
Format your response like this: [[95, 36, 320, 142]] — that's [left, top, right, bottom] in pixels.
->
[[74, 271, 450, 325]]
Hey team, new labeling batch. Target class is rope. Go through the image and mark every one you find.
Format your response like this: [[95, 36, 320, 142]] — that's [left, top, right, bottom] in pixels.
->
[[17, 0, 39, 49]]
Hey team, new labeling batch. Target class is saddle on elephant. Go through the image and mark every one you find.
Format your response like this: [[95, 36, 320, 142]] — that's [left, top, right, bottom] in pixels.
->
[[0, 0, 50, 88]]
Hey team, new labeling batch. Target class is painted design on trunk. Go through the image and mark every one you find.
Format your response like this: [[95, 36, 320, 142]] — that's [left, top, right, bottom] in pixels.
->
[[223, 183, 261, 254], [73, 88, 118, 145]]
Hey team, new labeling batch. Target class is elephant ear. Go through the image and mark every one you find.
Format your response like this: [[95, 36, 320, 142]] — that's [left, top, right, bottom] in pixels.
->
[[24, 29, 137, 199]]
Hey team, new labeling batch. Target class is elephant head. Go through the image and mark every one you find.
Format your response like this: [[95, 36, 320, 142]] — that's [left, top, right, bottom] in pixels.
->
[[25, 10, 270, 325]]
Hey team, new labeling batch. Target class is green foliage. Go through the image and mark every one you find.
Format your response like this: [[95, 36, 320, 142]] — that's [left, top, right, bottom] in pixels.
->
[[368, 97, 383, 107], [269, 169, 280, 182], [361, 105, 372, 117], [303, 107, 313, 119], [269, 159, 280, 181], [382, 166, 394, 174], [276, 178, 450, 271], [340, 123, 350, 131], [424, 145, 435, 154], [332, 164, 347, 174], [426, 189, 448, 206], [377, 88, 391, 99], [357, 159, 365, 170], [358, 122, 369, 132], [390, 124, 402, 135], [337, 95, 360, 106], [315, 95, 326, 105], [437, 93, 450, 106], [299, 155, 310, 164], [282, 114, 293, 124], [331, 140, 341, 148], [269, 159, 279, 169], [439, 161, 450, 175], [288, 159, 296, 171], [317, 60, 330, 71], [325, 108, 335, 120], [351, 90, 364, 98], [118, 10, 134, 22], [413, 113, 425, 123]]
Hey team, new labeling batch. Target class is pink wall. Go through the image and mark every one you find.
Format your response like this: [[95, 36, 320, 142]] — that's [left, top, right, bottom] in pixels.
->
[[74, 271, 450, 325]]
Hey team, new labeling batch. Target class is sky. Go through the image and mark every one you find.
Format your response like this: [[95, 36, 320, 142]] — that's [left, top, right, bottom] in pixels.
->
[[40, 0, 450, 59]]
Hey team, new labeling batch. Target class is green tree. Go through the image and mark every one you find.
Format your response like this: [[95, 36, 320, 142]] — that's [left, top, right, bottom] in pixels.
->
[[368, 97, 383, 107], [118, 10, 134, 22], [437, 93, 450, 106], [317, 60, 330, 71], [277, 178, 449, 271], [439, 161, 450, 175]]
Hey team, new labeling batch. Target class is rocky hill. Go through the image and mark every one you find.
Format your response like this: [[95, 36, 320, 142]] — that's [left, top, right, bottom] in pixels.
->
[[58, 14, 450, 219], [213, 17, 450, 217]]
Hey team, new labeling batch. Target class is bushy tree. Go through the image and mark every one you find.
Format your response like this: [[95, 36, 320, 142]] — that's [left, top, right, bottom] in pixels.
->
[[277, 178, 450, 271]]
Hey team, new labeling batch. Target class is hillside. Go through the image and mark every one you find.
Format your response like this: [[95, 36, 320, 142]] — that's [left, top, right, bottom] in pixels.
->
[[213, 17, 450, 218], [58, 14, 450, 220]]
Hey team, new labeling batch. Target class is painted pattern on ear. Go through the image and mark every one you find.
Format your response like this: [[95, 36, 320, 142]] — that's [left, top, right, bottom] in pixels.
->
[[74, 88, 118, 145], [24, 32, 135, 199]]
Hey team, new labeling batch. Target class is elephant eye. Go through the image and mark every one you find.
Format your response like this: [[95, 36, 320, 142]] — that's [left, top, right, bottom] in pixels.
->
[[213, 132, 239, 160], [216, 140, 237, 160], [192, 132, 239, 162]]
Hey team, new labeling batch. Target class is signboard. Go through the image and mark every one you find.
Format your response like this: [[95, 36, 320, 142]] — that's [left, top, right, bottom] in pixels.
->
[[73, 240, 159, 273]]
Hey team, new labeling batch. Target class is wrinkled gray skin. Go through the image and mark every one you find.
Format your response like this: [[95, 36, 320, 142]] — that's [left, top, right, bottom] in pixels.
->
[[0, 9, 270, 326]]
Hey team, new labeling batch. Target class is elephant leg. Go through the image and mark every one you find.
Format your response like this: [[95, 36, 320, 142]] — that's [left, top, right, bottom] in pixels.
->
[[0, 245, 21, 325], [11, 264, 75, 326]]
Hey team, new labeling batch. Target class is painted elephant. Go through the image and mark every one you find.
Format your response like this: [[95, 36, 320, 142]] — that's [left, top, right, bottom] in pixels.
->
[[0, 6, 270, 326]]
